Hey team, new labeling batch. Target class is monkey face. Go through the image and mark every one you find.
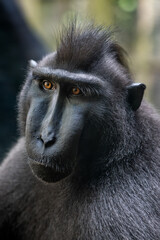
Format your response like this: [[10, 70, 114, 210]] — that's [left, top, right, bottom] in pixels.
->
[[24, 67, 106, 183], [20, 26, 145, 183]]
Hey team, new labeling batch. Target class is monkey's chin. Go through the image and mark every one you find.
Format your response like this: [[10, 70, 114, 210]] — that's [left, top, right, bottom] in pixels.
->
[[28, 159, 71, 183]]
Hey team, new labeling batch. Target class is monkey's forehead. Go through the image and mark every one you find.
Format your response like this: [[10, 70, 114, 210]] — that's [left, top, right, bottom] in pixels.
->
[[32, 67, 105, 86]]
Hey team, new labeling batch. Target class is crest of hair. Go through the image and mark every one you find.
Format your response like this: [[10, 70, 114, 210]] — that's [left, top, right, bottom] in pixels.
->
[[55, 20, 129, 72]]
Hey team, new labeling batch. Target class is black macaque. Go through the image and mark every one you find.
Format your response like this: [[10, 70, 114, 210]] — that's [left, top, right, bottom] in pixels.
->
[[0, 23, 160, 240]]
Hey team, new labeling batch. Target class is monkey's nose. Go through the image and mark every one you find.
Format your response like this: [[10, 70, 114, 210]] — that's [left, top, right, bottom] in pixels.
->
[[37, 132, 56, 148]]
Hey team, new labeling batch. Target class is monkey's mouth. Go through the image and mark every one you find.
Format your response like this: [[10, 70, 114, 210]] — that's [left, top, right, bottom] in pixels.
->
[[28, 158, 72, 183]]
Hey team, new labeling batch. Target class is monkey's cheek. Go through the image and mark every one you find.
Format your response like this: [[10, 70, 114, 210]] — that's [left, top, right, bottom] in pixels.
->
[[28, 158, 71, 183]]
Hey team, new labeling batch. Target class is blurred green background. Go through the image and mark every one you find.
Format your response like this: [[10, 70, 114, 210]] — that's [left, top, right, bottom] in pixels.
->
[[0, 0, 160, 160]]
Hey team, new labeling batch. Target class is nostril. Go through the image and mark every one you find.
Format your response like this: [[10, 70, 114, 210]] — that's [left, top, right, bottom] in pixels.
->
[[37, 135, 44, 143], [37, 134, 56, 148], [45, 137, 56, 148]]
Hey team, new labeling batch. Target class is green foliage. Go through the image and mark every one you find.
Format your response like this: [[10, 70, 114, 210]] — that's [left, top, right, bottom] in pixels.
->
[[118, 0, 137, 12]]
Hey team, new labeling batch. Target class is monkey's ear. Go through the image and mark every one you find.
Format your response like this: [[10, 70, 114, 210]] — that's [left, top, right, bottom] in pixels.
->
[[29, 59, 38, 68], [126, 83, 146, 111]]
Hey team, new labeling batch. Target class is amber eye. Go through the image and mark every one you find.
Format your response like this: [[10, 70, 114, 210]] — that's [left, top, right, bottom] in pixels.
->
[[42, 80, 55, 90], [72, 87, 81, 95]]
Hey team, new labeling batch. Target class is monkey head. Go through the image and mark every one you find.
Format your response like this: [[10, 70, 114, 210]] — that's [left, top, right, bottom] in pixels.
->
[[18, 24, 146, 183]]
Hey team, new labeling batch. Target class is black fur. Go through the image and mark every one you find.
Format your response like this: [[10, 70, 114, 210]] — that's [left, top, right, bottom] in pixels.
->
[[0, 23, 160, 240]]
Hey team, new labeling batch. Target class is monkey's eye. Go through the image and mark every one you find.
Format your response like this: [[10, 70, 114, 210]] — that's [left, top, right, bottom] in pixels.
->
[[71, 87, 82, 96], [42, 80, 55, 90]]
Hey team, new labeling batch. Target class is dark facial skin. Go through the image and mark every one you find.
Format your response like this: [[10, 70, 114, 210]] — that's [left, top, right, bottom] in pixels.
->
[[25, 67, 107, 182]]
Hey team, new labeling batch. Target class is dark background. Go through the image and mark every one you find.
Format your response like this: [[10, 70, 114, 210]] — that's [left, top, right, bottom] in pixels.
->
[[0, 0, 160, 160]]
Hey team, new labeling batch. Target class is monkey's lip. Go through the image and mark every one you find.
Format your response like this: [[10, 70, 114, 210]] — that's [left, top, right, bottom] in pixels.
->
[[28, 157, 49, 167], [28, 157, 53, 169], [28, 156, 70, 173]]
